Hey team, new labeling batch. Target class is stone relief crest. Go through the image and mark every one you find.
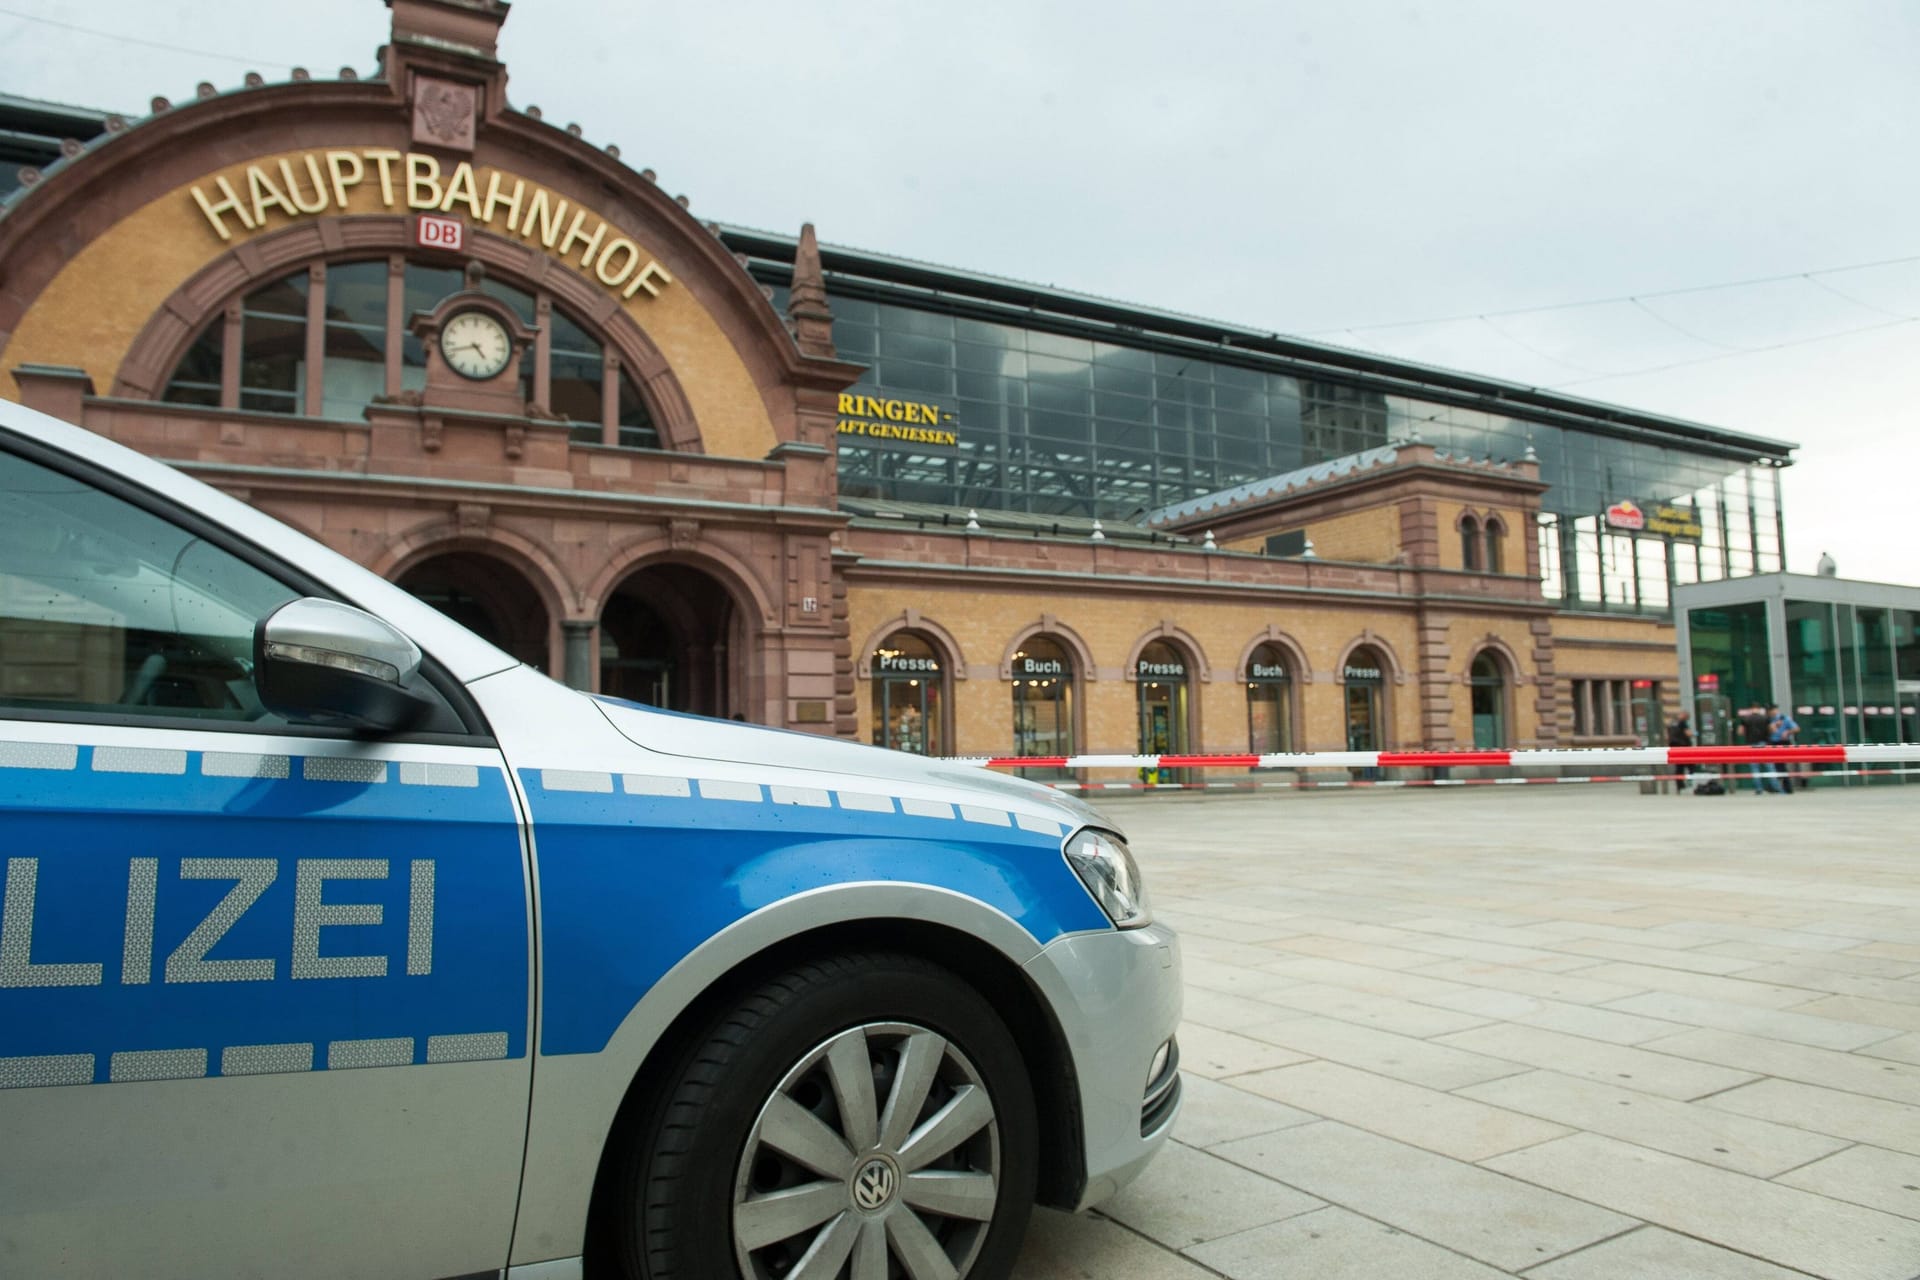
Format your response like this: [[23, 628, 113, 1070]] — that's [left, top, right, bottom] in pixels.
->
[[412, 78, 477, 151]]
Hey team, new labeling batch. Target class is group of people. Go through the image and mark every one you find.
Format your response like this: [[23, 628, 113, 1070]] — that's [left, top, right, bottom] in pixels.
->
[[1667, 705, 1801, 795]]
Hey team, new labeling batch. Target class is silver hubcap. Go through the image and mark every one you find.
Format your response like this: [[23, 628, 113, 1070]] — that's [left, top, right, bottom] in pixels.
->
[[732, 1021, 1000, 1279]]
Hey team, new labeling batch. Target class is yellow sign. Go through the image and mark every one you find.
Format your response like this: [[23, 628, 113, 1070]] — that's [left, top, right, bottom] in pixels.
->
[[188, 149, 673, 301], [1646, 503, 1704, 540], [836, 394, 958, 447]]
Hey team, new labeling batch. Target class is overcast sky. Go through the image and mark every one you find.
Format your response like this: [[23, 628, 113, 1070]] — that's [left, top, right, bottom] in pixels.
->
[[4, 1, 1917, 584]]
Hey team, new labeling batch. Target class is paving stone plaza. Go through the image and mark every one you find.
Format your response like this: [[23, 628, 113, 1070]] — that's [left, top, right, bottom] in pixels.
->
[[1013, 784, 1920, 1280]]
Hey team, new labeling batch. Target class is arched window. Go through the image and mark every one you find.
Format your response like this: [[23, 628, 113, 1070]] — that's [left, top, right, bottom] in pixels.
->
[[1484, 516, 1505, 574], [1460, 513, 1483, 571], [162, 256, 660, 448], [1470, 651, 1508, 748], [1010, 637, 1075, 763], [1342, 646, 1388, 750], [870, 630, 946, 756], [1135, 640, 1192, 757], [1246, 642, 1293, 753]]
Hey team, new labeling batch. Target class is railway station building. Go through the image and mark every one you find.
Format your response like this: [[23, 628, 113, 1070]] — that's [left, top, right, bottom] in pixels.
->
[[0, 0, 1797, 761]]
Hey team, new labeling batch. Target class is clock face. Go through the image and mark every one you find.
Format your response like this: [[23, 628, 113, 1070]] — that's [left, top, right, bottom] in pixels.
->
[[439, 310, 514, 381]]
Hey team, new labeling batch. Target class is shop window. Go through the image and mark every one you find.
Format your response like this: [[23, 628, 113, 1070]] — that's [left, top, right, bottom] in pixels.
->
[[1135, 639, 1191, 766], [870, 631, 944, 756], [163, 256, 659, 448], [1343, 646, 1387, 750], [1246, 642, 1293, 753], [1010, 637, 1074, 762], [1469, 652, 1507, 749]]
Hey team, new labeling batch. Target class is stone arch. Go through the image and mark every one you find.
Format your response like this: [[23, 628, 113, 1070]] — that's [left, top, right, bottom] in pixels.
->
[[112, 218, 703, 451], [1000, 618, 1091, 762], [1233, 624, 1313, 685], [372, 519, 578, 621], [856, 611, 968, 680], [1462, 634, 1526, 685], [1464, 635, 1524, 750], [999, 618, 1097, 682], [1122, 621, 1213, 683], [1236, 625, 1310, 755], [583, 533, 779, 628], [1335, 632, 1408, 685], [380, 530, 570, 677]]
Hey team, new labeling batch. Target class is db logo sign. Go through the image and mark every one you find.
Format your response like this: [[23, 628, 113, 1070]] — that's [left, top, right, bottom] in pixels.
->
[[416, 214, 464, 251]]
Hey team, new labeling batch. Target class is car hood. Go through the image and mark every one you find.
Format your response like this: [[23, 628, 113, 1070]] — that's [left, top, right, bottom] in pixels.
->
[[591, 697, 1112, 834]]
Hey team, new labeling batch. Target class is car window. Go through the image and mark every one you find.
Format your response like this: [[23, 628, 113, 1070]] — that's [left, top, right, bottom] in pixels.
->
[[0, 447, 300, 722]]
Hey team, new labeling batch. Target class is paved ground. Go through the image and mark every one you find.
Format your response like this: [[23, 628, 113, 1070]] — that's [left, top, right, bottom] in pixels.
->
[[1011, 783, 1920, 1280]]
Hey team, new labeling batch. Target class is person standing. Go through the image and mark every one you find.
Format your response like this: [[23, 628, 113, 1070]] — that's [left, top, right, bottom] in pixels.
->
[[1768, 704, 1800, 794], [1668, 712, 1694, 794], [1740, 704, 1783, 794]]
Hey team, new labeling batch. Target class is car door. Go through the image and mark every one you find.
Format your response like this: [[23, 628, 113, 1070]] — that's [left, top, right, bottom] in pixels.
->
[[0, 440, 533, 1279]]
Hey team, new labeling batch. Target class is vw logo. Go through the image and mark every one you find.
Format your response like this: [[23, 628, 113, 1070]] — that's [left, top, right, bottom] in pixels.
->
[[852, 1157, 897, 1211]]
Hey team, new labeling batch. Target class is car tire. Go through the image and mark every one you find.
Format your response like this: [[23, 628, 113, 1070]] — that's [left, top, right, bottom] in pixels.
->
[[613, 950, 1038, 1280]]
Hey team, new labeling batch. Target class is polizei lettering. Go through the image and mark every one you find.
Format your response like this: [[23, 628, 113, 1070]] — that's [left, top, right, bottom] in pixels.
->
[[188, 150, 673, 301], [0, 856, 435, 988]]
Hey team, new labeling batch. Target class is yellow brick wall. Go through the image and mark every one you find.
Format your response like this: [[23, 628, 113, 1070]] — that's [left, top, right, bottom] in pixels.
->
[[1446, 617, 1543, 746], [849, 581, 1426, 756], [1220, 505, 1400, 563]]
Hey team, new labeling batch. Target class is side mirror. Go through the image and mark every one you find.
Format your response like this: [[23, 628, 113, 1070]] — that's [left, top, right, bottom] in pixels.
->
[[255, 598, 434, 734]]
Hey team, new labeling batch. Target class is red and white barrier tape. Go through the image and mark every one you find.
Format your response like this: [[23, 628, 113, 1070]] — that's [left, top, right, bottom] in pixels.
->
[[1022, 766, 1920, 793], [950, 744, 1920, 771]]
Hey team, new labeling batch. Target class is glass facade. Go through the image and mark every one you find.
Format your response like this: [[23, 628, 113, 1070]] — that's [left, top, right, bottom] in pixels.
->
[[811, 285, 1786, 614], [1687, 585, 1920, 770]]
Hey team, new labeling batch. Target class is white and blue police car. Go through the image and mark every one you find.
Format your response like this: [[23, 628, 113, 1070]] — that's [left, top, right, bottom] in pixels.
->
[[0, 398, 1181, 1280]]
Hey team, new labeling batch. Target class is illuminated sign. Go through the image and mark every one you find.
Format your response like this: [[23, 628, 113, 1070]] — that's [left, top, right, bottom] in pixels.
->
[[1605, 498, 1703, 540], [1344, 666, 1383, 681], [1645, 503, 1704, 540], [1137, 660, 1185, 678], [188, 150, 673, 302], [836, 394, 959, 447], [1604, 500, 1646, 531], [1016, 657, 1064, 676], [1249, 663, 1289, 680], [875, 654, 939, 673]]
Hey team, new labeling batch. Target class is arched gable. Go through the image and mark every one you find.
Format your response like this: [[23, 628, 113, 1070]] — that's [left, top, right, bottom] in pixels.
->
[[856, 611, 968, 680]]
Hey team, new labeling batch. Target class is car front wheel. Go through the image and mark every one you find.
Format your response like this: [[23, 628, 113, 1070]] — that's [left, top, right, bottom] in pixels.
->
[[617, 951, 1039, 1280]]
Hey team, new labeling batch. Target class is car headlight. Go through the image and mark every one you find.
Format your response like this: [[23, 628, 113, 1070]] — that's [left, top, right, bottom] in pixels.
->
[[1064, 828, 1151, 928]]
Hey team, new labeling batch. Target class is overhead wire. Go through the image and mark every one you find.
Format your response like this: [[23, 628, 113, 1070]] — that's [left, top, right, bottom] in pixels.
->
[[0, 4, 299, 71], [1303, 252, 1920, 337]]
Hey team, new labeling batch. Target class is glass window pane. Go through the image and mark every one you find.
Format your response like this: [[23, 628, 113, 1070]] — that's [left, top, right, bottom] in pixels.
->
[[163, 319, 224, 406], [244, 272, 308, 320], [0, 448, 298, 720]]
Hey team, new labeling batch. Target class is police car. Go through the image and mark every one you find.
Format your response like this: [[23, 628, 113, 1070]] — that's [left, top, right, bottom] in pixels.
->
[[0, 399, 1181, 1280]]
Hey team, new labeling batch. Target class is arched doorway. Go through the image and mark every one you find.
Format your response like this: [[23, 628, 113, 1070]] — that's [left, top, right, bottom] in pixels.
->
[[397, 551, 550, 672], [1470, 651, 1509, 748], [1010, 636, 1076, 768], [870, 630, 947, 755], [599, 562, 740, 717], [1135, 639, 1195, 784], [1342, 646, 1389, 751], [1246, 642, 1294, 753]]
